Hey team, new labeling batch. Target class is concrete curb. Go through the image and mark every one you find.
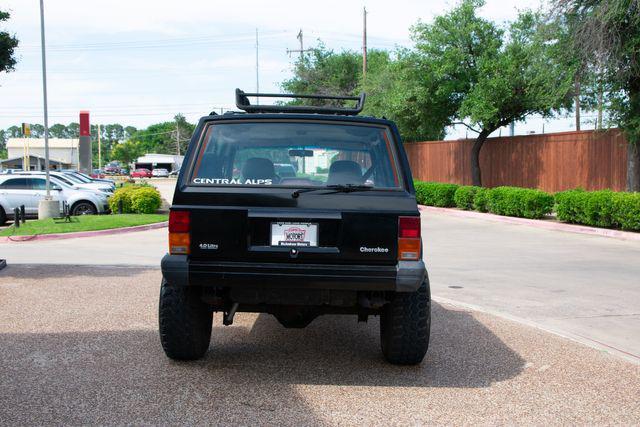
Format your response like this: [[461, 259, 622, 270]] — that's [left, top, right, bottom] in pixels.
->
[[0, 221, 168, 243], [419, 205, 640, 241]]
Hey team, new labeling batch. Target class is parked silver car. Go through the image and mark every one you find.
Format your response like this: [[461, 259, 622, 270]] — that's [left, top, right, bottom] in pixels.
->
[[13, 171, 114, 194], [0, 175, 110, 224], [61, 170, 116, 189], [152, 168, 170, 177]]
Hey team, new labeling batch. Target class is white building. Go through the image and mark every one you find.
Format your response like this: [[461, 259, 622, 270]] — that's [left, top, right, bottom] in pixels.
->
[[5, 138, 79, 170]]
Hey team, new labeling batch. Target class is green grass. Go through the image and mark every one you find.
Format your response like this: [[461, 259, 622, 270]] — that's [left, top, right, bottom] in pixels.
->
[[0, 214, 168, 236]]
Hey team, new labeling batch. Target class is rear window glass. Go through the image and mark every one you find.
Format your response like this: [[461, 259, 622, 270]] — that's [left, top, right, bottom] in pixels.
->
[[190, 121, 402, 188]]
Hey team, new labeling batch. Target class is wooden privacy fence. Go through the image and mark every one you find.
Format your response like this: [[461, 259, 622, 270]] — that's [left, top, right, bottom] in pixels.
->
[[404, 129, 629, 192]]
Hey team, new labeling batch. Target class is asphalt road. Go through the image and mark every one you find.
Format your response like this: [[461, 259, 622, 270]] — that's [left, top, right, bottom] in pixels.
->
[[3, 207, 639, 364], [0, 265, 638, 425], [422, 210, 640, 363]]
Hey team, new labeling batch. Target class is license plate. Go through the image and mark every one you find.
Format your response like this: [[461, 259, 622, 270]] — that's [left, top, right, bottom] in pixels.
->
[[271, 222, 318, 247]]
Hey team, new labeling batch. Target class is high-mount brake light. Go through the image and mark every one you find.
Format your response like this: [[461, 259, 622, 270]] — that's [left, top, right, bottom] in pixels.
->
[[398, 216, 421, 261], [169, 211, 190, 254]]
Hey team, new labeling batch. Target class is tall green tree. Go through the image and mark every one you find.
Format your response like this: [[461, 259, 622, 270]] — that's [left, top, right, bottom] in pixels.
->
[[0, 9, 18, 74], [111, 140, 143, 165], [411, 0, 573, 185], [553, 0, 640, 190], [282, 44, 448, 141], [282, 43, 365, 102]]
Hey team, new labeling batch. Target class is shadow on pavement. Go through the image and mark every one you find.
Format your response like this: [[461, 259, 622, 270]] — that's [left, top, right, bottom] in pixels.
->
[[206, 302, 526, 388], [0, 264, 155, 279], [0, 302, 525, 424]]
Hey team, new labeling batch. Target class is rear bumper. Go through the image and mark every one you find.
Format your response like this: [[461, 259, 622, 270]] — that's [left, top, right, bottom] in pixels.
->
[[161, 254, 426, 292]]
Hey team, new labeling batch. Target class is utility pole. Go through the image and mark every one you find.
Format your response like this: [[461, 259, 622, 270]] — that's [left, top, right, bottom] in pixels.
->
[[287, 29, 311, 59], [255, 28, 259, 104], [176, 120, 180, 155], [97, 123, 101, 171], [362, 7, 368, 78]]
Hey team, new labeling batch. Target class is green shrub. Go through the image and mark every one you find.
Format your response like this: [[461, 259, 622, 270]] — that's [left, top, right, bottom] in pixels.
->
[[554, 189, 585, 223], [473, 187, 490, 212], [612, 193, 640, 231], [453, 186, 480, 210], [109, 185, 162, 214], [487, 186, 554, 219], [582, 190, 617, 227], [130, 187, 162, 214], [414, 181, 459, 207], [555, 189, 640, 230], [108, 186, 137, 213]]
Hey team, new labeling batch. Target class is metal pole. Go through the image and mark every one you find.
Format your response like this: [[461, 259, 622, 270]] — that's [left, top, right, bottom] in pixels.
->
[[362, 7, 367, 78], [176, 120, 180, 155], [97, 123, 102, 171], [39, 0, 51, 197], [255, 28, 259, 104]]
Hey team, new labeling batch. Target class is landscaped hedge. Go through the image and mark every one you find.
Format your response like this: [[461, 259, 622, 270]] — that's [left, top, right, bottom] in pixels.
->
[[109, 185, 162, 214], [555, 189, 640, 231], [414, 181, 459, 207], [487, 186, 555, 219], [415, 180, 639, 229], [453, 185, 481, 210]]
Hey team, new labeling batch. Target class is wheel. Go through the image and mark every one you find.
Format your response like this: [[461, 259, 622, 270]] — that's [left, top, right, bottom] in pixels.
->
[[380, 277, 431, 365], [71, 201, 97, 216], [159, 279, 212, 360], [0, 207, 6, 225]]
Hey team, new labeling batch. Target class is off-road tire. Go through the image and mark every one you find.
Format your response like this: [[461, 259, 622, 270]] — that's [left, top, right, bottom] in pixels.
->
[[159, 279, 212, 360], [380, 277, 431, 365]]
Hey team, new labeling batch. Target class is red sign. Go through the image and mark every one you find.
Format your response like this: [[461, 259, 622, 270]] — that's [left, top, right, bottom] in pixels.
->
[[79, 111, 90, 136]]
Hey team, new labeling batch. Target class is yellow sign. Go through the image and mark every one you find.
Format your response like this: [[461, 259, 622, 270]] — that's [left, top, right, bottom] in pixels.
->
[[22, 123, 31, 137]]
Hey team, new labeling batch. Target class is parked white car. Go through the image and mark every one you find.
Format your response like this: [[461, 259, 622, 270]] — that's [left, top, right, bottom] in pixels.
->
[[0, 175, 110, 224], [152, 168, 170, 177]]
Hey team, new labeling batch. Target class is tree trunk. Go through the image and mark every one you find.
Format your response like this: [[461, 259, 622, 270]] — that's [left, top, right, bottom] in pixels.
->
[[628, 142, 640, 192], [471, 129, 491, 187], [574, 76, 581, 131], [627, 77, 640, 192]]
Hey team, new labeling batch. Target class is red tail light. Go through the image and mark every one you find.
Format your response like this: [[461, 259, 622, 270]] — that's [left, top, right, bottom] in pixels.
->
[[399, 216, 421, 238], [398, 216, 421, 261], [169, 211, 190, 233], [169, 211, 190, 254]]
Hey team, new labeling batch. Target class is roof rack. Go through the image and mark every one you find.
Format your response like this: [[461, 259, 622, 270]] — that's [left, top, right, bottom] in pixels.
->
[[235, 88, 366, 116]]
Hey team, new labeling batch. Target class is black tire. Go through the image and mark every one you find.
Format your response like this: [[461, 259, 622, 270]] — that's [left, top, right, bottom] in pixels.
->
[[159, 279, 212, 360], [71, 201, 97, 216], [0, 207, 6, 225], [380, 277, 431, 365]]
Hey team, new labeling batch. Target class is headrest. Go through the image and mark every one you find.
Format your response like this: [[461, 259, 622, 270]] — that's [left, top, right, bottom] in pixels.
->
[[242, 157, 276, 180], [327, 160, 362, 185]]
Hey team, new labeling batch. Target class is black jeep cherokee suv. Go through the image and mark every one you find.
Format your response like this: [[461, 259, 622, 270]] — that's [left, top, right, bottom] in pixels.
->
[[159, 89, 430, 365]]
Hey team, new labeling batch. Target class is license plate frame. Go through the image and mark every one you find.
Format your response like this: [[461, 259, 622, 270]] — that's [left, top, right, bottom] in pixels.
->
[[270, 222, 318, 247]]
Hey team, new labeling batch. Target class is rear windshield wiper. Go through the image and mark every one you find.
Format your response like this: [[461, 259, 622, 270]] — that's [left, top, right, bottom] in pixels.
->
[[292, 184, 374, 198]]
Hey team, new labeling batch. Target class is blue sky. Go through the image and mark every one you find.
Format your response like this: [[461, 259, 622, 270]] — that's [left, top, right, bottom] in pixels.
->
[[0, 0, 591, 139]]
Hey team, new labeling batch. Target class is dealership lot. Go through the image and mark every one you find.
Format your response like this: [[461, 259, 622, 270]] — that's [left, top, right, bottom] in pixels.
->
[[1, 210, 640, 423]]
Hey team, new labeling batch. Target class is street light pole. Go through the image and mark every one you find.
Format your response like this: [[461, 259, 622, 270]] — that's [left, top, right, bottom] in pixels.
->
[[39, 0, 50, 197], [37, 0, 58, 219]]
